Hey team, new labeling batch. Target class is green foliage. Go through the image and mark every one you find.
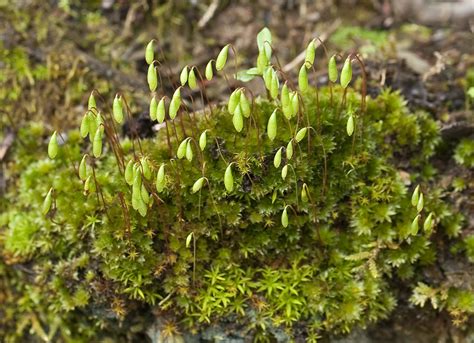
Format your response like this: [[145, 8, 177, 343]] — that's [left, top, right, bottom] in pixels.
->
[[330, 26, 391, 57], [464, 235, 474, 263], [454, 139, 474, 168], [410, 283, 474, 326], [1, 27, 472, 341]]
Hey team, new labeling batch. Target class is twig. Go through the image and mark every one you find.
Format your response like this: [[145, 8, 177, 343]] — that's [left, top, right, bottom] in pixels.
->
[[198, 0, 219, 29], [0, 132, 15, 161]]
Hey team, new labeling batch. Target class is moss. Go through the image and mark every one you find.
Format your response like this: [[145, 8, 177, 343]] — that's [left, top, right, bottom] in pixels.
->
[[1, 28, 472, 341], [330, 26, 391, 57], [454, 139, 474, 168], [464, 235, 474, 263]]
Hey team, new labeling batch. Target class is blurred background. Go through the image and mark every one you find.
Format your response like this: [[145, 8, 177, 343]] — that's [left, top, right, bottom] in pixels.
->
[[1, 0, 472, 132], [1, 0, 473, 341]]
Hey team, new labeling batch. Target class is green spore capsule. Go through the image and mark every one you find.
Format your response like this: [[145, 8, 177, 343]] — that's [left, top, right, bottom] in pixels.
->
[[147, 64, 158, 91], [188, 67, 198, 90], [149, 96, 158, 121], [88, 92, 96, 111], [417, 193, 424, 213], [340, 56, 352, 89], [88, 113, 98, 141], [132, 187, 140, 209], [177, 138, 188, 159], [301, 184, 309, 203], [282, 104, 292, 120], [192, 177, 205, 193], [199, 130, 207, 151], [156, 164, 165, 193], [42, 188, 53, 215], [257, 27, 272, 60], [216, 44, 229, 71], [295, 127, 307, 143], [169, 88, 181, 119], [180, 65, 188, 86], [132, 175, 141, 196], [411, 185, 420, 207], [281, 82, 290, 109], [281, 207, 289, 228], [346, 115, 354, 136], [137, 200, 147, 217], [132, 164, 140, 182], [131, 188, 140, 210], [290, 92, 299, 117], [186, 141, 193, 162], [113, 95, 124, 124], [186, 232, 193, 248], [141, 158, 152, 180], [424, 213, 434, 232], [298, 64, 308, 92], [95, 112, 104, 126], [272, 189, 278, 204], [256, 50, 268, 73], [84, 176, 93, 193], [228, 89, 241, 114], [270, 71, 279, 99], [286, 140, 294, 160], [132, 172, 142, 192], [283, 89, 294, 119], [92, 126, 104, 158], [224, 163, 234, 193], [48, 131, 59, 159], [263, 67, 273, 90], [145, 40, 154, 65], [274, 147, 283, 168], [282, 164, 288, 180], [240, 92, 251, 118], [267, 109, 277, 141], [141, 184, 149, 204], [157, 97, 166, 123], [125, 160, 134, 185], [233, 107, 244, 133], [205, 60, 213, 80], [80, 114, 90, 138], [79, 155, 88, 181], [328, 55, 338, 83], [411, 215, 420, 235], [305, 40, 316, 68]]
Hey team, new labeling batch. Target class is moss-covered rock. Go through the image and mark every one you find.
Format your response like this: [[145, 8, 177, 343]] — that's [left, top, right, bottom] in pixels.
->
[[1, 28, 472, 342]]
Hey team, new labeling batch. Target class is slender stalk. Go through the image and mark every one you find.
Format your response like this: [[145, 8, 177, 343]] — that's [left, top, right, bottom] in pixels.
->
[[164, 120, 173, 156], [193, 232, 196, 286], [183, 95, 198, 140], [118, 192, 131, 242], [91, 162, 110, 220], [229, 44, 239, 70], [287, 164, 299, 207], [193, 66, 213, 121], [121, 95, 140, 159], [93, 89, 126, 172], [213, 137, 228, 165]]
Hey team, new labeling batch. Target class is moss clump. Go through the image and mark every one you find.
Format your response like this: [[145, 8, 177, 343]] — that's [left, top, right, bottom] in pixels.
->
[[454, 138, 474, 168], [1, 28, 472, 341]]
